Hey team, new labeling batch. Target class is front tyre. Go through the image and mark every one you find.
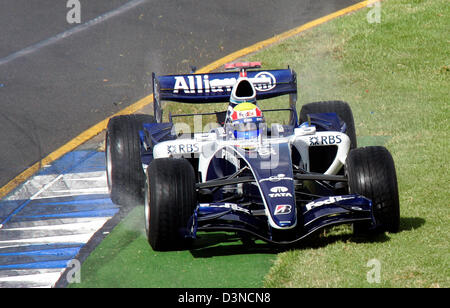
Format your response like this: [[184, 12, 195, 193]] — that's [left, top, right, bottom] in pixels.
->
[[346, 146, 400, 234], [145, 158, 197, 251]]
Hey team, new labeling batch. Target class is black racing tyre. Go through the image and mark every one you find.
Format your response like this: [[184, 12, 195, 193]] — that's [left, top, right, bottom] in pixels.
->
[[346, 146, 400, 234], [105, 114, 155, 207], [145, 158, 197, 251], [299, 100, 357, 149]]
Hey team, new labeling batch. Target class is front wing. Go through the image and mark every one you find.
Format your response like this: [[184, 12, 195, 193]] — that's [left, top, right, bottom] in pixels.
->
[[187, 195, 374, 244]]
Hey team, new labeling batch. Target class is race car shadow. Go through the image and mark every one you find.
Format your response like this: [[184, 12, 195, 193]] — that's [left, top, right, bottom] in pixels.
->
[[189, 232, 282, 258], [301, 217, 426, 249], [189, 217, 425, 257], [398, 216, 426, 232], [189, 230, 387, 258], [188, 229, 379, 258]]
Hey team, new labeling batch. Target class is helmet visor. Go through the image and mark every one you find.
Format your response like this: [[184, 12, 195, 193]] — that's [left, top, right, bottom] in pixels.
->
[[232, 121, 261, 140]]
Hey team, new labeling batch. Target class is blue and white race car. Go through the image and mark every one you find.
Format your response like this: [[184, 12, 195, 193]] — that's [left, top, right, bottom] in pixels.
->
[[105, 62, 400, 251]]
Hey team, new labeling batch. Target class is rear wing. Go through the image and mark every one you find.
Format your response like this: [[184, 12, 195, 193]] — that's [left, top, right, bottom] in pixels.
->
[[152, 69, 297, 123]]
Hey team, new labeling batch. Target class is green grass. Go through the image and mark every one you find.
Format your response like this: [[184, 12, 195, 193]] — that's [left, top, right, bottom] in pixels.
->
[[241, 0, 449, 287], [71, 0, 449, 288], [69, 206, 277, 288]]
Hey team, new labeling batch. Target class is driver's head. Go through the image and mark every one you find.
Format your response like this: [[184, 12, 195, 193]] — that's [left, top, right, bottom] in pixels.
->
[[230, 103, 264, 140]]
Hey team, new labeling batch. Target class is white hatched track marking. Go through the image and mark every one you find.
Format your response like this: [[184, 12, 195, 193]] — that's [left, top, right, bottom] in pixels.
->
[[0, 151, 119, 288], [2, 219, 108, 232], [0, 269, 65, 288], [47, 188, 109, 194], [0, 233, 95, 246]]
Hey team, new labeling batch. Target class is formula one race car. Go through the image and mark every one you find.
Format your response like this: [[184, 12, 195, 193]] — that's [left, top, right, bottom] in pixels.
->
[[105, 62, 400, 251]]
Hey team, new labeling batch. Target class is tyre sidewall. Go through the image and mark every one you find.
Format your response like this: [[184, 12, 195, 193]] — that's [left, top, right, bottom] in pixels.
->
[[145, 158, 196, 251], [106, 114, 155, 206], [346, 146, 400, 234]]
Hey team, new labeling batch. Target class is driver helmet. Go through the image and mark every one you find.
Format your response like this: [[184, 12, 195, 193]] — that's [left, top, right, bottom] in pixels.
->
[[229, 102, 264, 140]]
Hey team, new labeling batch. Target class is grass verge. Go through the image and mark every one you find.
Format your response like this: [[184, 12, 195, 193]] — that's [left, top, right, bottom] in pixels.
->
[[69, 206, 278, 288], [241, 0, 448, 287]]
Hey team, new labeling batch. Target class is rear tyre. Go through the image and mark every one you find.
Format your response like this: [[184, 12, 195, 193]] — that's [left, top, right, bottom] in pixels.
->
[[106, 114, 155, 207], [299, 100, 357, 149], [346, 146, 400, 234], [145, 158, 197, 251]]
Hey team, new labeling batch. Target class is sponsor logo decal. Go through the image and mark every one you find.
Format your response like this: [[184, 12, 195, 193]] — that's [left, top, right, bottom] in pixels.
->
[[274, 204, 292, 215], [253, 72, 276, 92], [259, 173, 293, 183], [271, 186, 288, 193], [305, 196, 355, 211], [202, 203, 250, 214], [167, 143, 200, 154], [268, 186, 293, 198], [231, 107, 261, 121], [309, 135, 342, 146], [172, 72, 277, 94]]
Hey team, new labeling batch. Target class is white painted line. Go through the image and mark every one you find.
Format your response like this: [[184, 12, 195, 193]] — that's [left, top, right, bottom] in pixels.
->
[[1, 219, 108, 232], [0, 233, 95, 246], [4, 217, 109, 229], [0, 0, 147, 66], [0, 171, 66, 229], [46, 188, 109, 194], [0, 269, 65, 288], [65, 176, 106, 181]]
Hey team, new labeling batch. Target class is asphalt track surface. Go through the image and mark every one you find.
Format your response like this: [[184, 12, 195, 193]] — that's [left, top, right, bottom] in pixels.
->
[[0, 0, 360, 190]]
